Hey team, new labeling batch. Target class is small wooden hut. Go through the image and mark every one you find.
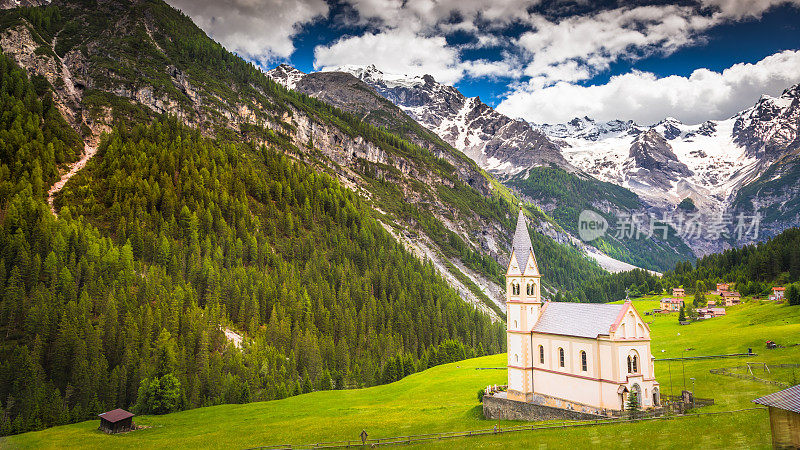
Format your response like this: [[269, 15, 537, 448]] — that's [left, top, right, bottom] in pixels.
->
[[98, 408, 135, 434], [753, 384, 800, 448]]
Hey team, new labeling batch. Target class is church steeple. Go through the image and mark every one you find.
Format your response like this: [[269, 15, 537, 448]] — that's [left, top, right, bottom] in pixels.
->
[[509, 208, 539, 277]]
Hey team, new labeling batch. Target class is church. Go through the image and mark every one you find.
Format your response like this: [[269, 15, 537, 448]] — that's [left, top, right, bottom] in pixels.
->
[[505, 210, 660, 412]]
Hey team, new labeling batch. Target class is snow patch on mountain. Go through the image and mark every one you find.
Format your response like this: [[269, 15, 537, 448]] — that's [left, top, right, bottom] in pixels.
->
[[266, 63, 305, 90], [547, 114, 761, 213]]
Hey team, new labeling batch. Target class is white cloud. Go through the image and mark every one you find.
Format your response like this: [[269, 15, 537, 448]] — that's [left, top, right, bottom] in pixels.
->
[[496, 50, 800, 125], [700, 0, 800, 19], [517, 5, 718, 86], [314, 30, 467, 84], [342, 0, 538, 31], [166, 0, 328, 63]]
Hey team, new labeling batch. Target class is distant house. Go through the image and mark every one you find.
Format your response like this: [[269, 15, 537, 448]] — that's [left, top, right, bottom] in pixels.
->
[[696, 307, 726, 319], [672, 288, 685, 297], [660, 298, 684, 312], [716, 283, 730, 292], [98, 409, 134, 434], [771, 287, 786, 301], [721, 291, 741, 306], [707, 300, 716, 307], [753, 384, 800, 449]]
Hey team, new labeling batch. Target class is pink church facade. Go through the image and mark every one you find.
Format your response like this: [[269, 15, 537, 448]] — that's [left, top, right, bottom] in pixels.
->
[[506, 210, 660, 411]]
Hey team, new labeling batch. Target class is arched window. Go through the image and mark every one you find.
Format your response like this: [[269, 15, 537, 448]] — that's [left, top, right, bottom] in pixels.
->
[[514, 320, 518, 329], [558, 348, 565, 367], [580, 351, 587, 371], [627, 351, 640, 374], [515, 354, 518, 363], [539, 345, 544, 364]]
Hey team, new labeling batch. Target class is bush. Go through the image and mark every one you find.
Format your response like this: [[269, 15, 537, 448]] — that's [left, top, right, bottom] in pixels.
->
[[477, 388, 485, 403], [134, 374, 182, 415]]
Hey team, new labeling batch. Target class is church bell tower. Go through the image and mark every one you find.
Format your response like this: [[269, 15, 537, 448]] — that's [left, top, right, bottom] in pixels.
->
[[506, 208, 541, 402]]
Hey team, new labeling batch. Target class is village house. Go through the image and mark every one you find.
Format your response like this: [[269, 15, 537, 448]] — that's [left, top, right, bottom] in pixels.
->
[[770, 287, 786, 301], [707, 300, 716, 306], [672, 288, 685, 297], [695, 307, 726, 319], [505, 210, 660, 412], [721, 291, 742, 306], [753, 384, 800, 448], [659, 298, 684, 312]]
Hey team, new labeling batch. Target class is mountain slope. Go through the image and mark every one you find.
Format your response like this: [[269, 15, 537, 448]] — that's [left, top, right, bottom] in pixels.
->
[[0, 11, 510, 435], [281, 65, 694, 271], [263, 64, 614, 295], [0, 0, 518, 317]]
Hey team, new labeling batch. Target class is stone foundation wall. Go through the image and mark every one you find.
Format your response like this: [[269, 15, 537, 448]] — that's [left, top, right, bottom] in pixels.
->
[[483, 394, 606, 421]]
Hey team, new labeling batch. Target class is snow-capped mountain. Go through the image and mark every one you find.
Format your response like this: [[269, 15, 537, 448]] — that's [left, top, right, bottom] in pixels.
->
[[267, 63, 305, 90], [542, 85, 800, 253], [547, 85, 800, 213], [331, 64, 569, 174], [534, 117, 637, 141], [552, 114, 760, 215]]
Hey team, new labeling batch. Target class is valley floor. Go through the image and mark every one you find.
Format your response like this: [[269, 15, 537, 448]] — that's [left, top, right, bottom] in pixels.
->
[[4, 300, 799, 449]]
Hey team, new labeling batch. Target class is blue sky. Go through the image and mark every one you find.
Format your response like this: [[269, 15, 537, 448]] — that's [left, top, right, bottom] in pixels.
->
[[167, 0, 800, 124]]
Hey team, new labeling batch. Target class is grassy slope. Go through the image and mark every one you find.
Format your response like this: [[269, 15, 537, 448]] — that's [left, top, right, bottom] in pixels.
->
[[6, 300, 798, 449]]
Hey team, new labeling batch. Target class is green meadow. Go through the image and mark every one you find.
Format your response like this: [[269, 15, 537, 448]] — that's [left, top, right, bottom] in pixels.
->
[[4, 299, 799, 449]]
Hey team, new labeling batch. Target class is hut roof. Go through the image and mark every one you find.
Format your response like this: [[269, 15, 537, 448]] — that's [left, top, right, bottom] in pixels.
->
[[98, 409, 134, 423], [753, 384, 800, 413]]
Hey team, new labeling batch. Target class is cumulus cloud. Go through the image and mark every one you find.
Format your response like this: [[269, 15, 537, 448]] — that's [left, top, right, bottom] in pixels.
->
[[313, 30, 466, 84], [518, 5, 718, 86], [313, 28, 523, 84], [166, 0, 328, 63], [700, 0, 800, 19], [496, 50, 800, 125], [342, 0, 538, 31]]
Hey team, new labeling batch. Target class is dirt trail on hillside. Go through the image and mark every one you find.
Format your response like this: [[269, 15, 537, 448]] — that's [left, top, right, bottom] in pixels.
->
[[48, 143, 98, 215]]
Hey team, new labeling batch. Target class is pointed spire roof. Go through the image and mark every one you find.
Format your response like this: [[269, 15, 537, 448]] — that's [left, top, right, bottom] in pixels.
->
[[512, 209, 534, 271]]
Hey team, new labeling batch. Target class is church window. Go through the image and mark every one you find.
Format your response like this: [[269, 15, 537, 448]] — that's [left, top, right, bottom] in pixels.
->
[[539, 345, 544, 364], [580, 351, 587, 371], [627, 351, 640, 373], [558, 348, 565, 367], [514, 320, 518, 329], [515, 354, 519, 363]]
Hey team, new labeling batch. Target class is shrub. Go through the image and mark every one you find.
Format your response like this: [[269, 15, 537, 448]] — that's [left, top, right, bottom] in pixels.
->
[[134, 374, 182, 415]]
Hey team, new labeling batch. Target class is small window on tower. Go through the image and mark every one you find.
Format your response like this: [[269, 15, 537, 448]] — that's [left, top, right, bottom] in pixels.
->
[[580, 351, 587, 371], [539, 345, 544, 364], [559, 348, 565, 367]]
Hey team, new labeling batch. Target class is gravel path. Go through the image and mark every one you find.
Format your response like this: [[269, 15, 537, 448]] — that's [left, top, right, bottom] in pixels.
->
[[47, 143, 98, 215]]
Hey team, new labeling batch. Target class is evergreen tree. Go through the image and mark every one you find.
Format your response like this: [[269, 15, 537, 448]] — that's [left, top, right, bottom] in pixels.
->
[[788, 284, 800, 306]]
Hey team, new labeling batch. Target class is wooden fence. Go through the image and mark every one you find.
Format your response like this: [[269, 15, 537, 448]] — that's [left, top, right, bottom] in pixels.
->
[[246, 407, 766, 449], [709, 363, 800, 388]]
